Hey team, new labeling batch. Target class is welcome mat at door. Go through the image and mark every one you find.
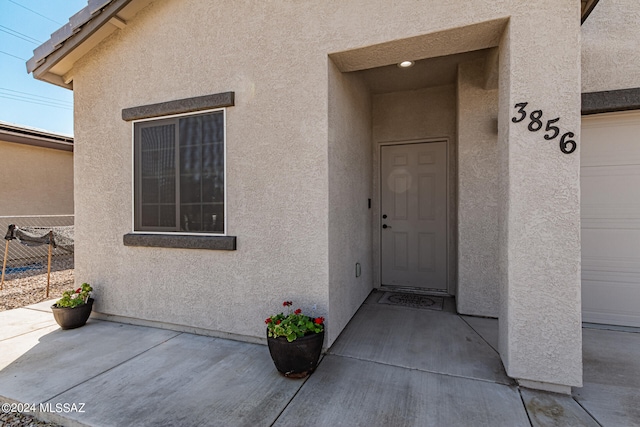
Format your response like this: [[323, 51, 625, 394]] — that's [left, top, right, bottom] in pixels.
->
[[378, 292, 444, 311]]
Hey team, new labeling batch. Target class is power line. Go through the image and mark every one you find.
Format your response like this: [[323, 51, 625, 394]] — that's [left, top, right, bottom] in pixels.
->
[[0, 91, 73, 108], [0, 94, 73, 111], [0, 94, 72, 109], [6, 0, 63, 26], [0, 91, 72, 107], [0, 88, 72, 105], [0, 93, 73, 109], [0, 28, 39, 45], [0, 24, 43, 44], [0, 50, 26, 61]]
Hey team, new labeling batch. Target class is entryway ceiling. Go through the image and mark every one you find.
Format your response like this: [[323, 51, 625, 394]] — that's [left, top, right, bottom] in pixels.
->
[[357, 48, 491, 94]]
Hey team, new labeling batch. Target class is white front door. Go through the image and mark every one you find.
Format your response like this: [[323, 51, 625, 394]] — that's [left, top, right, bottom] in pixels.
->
[[380, 141, 448, 291]]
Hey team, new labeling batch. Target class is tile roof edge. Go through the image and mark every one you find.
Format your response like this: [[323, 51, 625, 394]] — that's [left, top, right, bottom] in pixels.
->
[[26, 0, 129, 75]]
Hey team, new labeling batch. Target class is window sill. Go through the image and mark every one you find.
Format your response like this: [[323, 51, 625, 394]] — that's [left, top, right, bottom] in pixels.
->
[[123, 233, 236, 250]]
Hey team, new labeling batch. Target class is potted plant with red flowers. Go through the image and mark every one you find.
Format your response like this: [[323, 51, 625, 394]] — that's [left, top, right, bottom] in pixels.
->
[[265, 301, 325, 378], [51, 283, 94, 330]]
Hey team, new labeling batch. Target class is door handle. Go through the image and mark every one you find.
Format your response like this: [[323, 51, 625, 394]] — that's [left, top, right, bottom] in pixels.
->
[[382, 224, 391, 229]]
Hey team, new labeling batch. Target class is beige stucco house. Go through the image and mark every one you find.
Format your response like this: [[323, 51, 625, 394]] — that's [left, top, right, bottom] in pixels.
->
[[0, 122, 73, 216], [27, 0, 640, 394]]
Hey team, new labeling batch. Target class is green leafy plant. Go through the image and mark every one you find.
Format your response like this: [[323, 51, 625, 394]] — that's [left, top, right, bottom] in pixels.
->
[[54, 283, 93, 308], [266, 301, 324, 342]]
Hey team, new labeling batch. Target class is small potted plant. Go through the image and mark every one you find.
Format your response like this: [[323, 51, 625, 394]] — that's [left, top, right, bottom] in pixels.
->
[[265, 301, 325, 378], [51, 283, 94, 330]]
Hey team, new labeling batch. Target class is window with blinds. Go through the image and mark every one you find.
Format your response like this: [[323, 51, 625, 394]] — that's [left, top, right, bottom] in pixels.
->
[[133, 110, 225, 234]]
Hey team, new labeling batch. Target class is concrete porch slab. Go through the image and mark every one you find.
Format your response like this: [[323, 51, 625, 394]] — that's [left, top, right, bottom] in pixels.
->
[[0, 307, 58, 341], [1, 297, 637, 426], [520, 388, 599, 426], [0, 319, 179, 403], [22, 299, 59, 313], [573, 327, 640, 426], [460, 315, 499, 351], [329, 302, 512, 385], [44, 333, 306, 427], [275, 355, 529, 427]]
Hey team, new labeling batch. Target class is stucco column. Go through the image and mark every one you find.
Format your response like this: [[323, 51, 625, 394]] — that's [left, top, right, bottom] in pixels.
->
[[497, 4, 582, 393]]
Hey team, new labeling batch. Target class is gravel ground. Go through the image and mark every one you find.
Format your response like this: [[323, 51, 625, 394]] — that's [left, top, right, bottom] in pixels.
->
[[0, 412, 62, 427], [0, 267, 74, 312]]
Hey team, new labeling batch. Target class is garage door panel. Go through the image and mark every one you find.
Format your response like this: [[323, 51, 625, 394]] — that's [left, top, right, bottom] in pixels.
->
[[583, 259, 640, 282], [582, 166, 640, 205], [582, 281, 640, 327], [582, 207, 640, 229], [582, 113, 640, 166], [582, 229, 640, 259], [581, 111, 640, 327]]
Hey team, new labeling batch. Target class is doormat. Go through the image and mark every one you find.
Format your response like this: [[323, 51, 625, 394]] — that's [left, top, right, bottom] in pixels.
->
[[378, 292, 444, 311]]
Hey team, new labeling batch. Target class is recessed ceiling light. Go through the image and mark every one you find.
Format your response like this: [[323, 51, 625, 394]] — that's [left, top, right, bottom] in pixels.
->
[[398, 61, 415, 68]]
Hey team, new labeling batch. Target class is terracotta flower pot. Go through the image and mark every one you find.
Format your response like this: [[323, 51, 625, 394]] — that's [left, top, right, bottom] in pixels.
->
[[267, 329, 324, 378], [51, 298, 94, 330]]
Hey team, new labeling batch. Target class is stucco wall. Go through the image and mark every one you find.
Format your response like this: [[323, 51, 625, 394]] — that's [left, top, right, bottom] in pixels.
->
[[0, 140, 73, 216], [371, 85, 457, 293], [582, 0, 640, 92], [72, 0, 332, 342], [497, 2, 582, 390], [456, 59, 500, 317], [72, 0, 510, 343], [327, 60, 373, 344], [68, 0, 583, 389]]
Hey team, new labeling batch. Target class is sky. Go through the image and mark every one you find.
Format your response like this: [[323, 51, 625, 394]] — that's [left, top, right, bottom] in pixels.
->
[[0, 0, 87, 136]]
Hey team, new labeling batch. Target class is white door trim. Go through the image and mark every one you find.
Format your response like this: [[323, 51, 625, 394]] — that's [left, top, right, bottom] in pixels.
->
[[376, 137, 451, 294]]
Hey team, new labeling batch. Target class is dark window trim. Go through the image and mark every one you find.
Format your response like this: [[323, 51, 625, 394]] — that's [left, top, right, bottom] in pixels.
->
[[582, 88, 640, 115], [123, 233, 236, 250], [123, 92, 234, 121]]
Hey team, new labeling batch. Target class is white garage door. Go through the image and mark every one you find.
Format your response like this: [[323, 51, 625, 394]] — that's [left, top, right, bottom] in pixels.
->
[[581, 111, 640, 327]]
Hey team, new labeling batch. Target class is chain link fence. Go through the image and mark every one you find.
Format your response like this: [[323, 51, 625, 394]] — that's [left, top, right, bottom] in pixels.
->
[[1, 215, 74, 284]]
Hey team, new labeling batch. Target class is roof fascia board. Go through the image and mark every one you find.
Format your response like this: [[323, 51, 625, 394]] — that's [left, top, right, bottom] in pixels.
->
[[29, 0, 133, 86], [37, 71, 72, 90], [0, 131, 74, 152]]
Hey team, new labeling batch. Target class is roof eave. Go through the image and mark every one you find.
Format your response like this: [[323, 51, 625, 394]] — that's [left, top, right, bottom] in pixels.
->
[[32, 70, 72, 90], [27, 0, 134, 90], [30, 0, 601, 90]]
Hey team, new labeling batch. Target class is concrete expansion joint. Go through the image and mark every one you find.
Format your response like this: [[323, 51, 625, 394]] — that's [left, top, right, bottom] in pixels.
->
[[516, 387, 604, 427], [0, 328, 53, 343], [269, 359, 319, 427], [23, 306, 54, 314], [516, 389, 535, 427], [0, 319, 59, 344], [571, 396, 604, 427], [457, 315, 499, 354], [325, 352, 516, 387]]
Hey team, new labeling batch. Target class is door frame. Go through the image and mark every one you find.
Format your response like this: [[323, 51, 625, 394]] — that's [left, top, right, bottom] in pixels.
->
[[375, 138, 453, 295]]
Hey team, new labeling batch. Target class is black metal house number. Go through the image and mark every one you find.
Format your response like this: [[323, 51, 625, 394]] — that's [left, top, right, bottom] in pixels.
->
[[511, 102, 577, 154]]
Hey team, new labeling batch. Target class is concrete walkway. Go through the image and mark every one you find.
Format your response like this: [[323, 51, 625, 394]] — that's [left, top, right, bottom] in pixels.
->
[[0, 292, 638, 426]]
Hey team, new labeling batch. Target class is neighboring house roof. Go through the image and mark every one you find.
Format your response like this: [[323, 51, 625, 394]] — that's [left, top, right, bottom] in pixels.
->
[[0, 121, 74, 152], [27, 0, 600, 90]]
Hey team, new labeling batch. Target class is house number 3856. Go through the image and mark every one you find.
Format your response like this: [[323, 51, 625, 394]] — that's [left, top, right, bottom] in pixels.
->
[[511, 102, 577, 154]]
